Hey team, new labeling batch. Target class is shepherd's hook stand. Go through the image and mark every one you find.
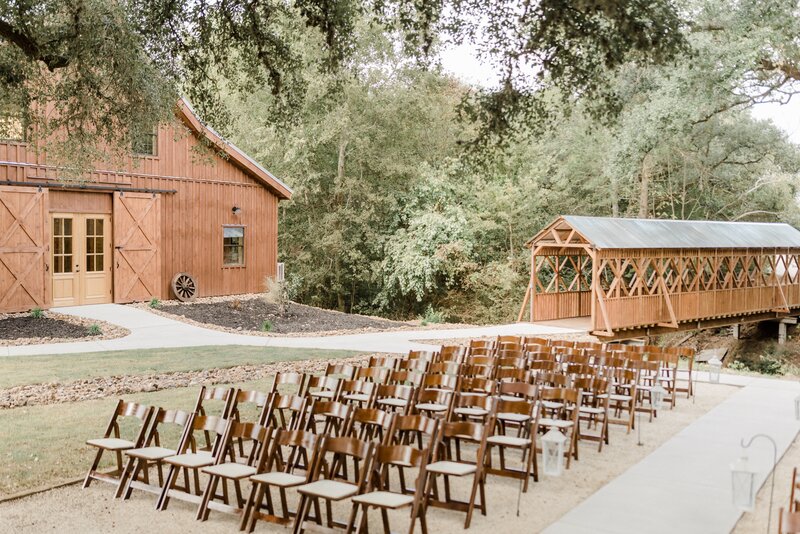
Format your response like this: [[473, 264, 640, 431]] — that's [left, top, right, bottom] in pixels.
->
[[741, 434, 777, 534]]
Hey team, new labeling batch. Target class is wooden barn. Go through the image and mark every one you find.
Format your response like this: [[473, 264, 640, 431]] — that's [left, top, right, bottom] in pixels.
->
[[520, 215, 800, 339], [0, 99, 292, 313]]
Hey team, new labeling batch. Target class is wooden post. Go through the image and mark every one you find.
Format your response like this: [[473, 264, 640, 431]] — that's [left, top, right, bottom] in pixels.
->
[[779, 322, 787, 344], [732, 324, 740, 340]]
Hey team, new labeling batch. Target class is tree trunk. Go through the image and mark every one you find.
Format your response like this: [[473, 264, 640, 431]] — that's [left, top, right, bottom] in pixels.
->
[[334, 136, 348, 312], [638, 152, 651, 218], [610, 174, 620, 217]]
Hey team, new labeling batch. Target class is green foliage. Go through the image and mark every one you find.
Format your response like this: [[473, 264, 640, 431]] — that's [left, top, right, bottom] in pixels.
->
[[260, 320, 273, 332], [88, 324, 102, 336], [29, 307, 43, 319], [419, 306, 448, 326], [731, 342, 789, 375], [148, 298, 160, 309]]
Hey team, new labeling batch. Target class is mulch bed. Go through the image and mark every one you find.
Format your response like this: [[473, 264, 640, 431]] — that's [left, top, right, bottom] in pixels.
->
[[157, 298, 411, 334], [0, 316, 91, 340]]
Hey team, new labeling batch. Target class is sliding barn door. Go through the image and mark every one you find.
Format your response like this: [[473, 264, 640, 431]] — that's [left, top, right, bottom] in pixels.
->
[[0, 186, 50, 312], [113, 192, 162, 303]]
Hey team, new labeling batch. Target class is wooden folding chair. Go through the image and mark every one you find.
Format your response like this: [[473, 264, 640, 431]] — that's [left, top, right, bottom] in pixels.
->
[[293, 437, 375, 533], [534, 372, 570, 388], [452, 393, 494, 423], [156, 415, 229, 510], [368, 355, 401, 370], [383, 415, 439, 495], [345, 408, 395, 444], [241, 429, 321, 531], [83, 400, 153, 490], [340, 379, 377, 408], [665, 346, 696, 398], [419, 373, 458, 396], [485, 397, 539, 491], [438, 345, 467, 363], [347, 443, 433, 534], [423, 420, 489, 528], [600, 368, 637, 433], [195, 386, 237, 451], [326, 364, 357, 380], [495, 367, 528, 384], [306, 400, 353, 437], [427, 361, 462, 377], [306, 375, 342, 402], [413, 389, 454, 420], [271, 372, 308, 396], [407, 350, 437, 362], [375, 384, 415, 414], [538, 387, 581, 468], [523, 336, 550, 347], [495, 382, 539, 437], [457, 377, 495, 397], [397, 359, 430, 374], [651, 352, 679, 409], [265, 393, 308, 430], [573, 377, 610, 452], [630, 360, 660, 421], [229, 389, 271, 461], [355, 367, 390, 384], [196, 422, 273, 521], [468, 339, 495, 355], [116, 408, 193, 499]]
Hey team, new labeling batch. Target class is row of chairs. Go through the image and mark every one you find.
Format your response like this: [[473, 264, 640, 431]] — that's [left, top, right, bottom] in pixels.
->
[[83, 337, 694, 532]]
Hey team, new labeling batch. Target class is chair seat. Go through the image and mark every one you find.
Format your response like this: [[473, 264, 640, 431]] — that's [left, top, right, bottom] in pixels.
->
[[579, 406, 605, 415], [125, 446, 176, 460], [309, 390, 335, 399], [606, 394, 632, 402], [202, 462, 257, 479], [343, 393, 371, 403], [86, 438, 136, 450], [415, 402, 447, 412], [426, 461, 477, 477], [497, 412, 530, 423], [297, 480, 358, 500], [540, 400, 564, 410], [251, 472, 307, 487], [453, 407, 488, 417], [352, 490, 414, 509], [459, 391, 488, 397], [164, 452, 215, 468], [538, 418, 573, 428], [425, 387, 454, 394], [487, 435, 531, 447], [499, 395, 525, 402], [377, 398, 408, 408]]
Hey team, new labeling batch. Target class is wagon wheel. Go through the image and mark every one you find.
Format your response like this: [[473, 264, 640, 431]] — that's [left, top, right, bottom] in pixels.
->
[[171, 272, 197, 302]]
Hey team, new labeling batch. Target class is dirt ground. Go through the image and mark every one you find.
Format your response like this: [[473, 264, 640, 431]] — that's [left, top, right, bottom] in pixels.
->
[[0, 383, 737, 534], [155, 296, 414, 334], [0, 312, 128, 346]]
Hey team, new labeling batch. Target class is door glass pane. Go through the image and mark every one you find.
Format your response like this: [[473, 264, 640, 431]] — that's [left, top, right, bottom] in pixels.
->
[[85, 218, 104, 272], [53, 217, 73, 274]]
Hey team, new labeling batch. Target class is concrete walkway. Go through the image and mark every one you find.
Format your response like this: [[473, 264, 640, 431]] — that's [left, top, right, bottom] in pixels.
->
[[544, 376, 800, 534], [1, 304, 582, 356]]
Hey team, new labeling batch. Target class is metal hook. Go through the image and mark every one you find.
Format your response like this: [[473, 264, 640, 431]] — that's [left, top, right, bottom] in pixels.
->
[[740, 433, 778, 534]]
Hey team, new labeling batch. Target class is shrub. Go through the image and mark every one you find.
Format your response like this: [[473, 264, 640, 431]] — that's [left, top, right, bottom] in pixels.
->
[[30, 307, 43, 319], [419, 305, 447, 326], [730, 352, 786, 376], [148, 297, 160, 309], [88, 324, 102, 336], [260, 320, 273, 332], [262, 276, 289, 316]]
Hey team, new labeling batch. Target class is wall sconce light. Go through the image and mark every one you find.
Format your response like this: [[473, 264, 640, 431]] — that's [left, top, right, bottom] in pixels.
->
[[232, 206, 242, 215]]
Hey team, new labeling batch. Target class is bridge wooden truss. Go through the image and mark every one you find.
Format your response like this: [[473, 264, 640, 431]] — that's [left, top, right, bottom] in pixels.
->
[[519, 216, 800, 339]]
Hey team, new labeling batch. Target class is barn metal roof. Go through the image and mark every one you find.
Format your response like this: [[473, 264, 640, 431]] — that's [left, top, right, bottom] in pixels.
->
[[557, 215, 800, 249]]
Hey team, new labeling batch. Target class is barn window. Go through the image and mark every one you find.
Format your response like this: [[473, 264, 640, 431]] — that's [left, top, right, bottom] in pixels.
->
[[53, 217, 73, 273], [0, 106, 25, 142], [132, 129, 158, 156], [223, 226, 245, 266]]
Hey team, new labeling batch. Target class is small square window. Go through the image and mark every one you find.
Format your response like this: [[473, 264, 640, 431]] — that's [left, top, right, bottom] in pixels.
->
[[132, 130, 158, 156], [223, 226, 244, 266]]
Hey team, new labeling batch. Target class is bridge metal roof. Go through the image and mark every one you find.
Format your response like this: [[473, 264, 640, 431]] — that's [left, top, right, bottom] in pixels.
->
[[533, 215, 800, 250]]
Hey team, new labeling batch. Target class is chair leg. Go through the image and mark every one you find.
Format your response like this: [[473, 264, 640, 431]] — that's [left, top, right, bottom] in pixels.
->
[[156, 465, 180, 511], [114, 456, 137, 499], [83, 448, 105, 488], [345, 501, 360, 534], [240, 482, 260, 532], [293, 495, 311, 534], [197, 474, 220, 521]]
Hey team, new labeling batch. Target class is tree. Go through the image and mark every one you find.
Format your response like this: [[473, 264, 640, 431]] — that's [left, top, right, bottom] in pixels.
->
[[0, 0, 689, 161]]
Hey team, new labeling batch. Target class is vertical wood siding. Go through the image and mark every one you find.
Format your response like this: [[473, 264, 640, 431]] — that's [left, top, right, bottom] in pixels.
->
[[0, 120, 279, 305]]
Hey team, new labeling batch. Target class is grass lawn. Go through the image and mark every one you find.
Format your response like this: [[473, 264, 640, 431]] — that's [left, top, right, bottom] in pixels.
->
[[0, 345, 361, 389], [0, 345, 364, 497]]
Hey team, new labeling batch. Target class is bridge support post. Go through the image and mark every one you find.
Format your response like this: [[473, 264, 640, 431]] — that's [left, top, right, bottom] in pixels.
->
[[732, 324, 740, 340]]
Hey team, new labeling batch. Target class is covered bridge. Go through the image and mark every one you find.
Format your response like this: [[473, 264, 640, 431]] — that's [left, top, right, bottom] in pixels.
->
[[519, 215, 800, 339]]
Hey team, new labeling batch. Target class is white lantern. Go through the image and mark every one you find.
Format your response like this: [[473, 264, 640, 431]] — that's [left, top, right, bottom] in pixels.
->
[[542, 428, 567, 477], [730, 455, 758, 512], [651, 380, 667, 411], [794, 393, 800, 420], [708, 357, 722, 384]]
